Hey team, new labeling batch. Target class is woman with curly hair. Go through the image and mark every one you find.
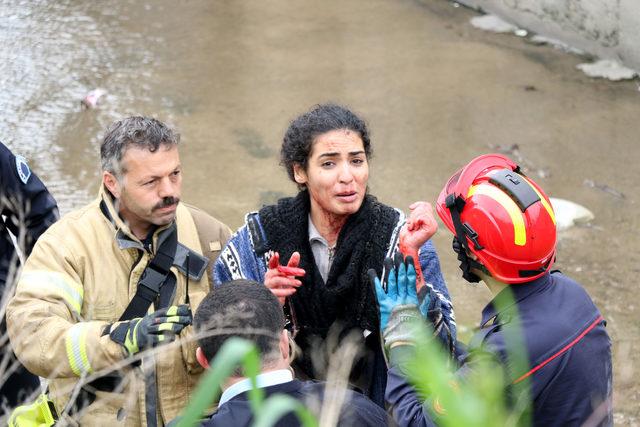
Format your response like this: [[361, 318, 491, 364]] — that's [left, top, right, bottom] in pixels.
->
[[214, 103, 455, 406]]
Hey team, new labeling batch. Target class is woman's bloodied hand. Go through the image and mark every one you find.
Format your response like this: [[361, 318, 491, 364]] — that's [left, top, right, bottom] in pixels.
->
[[265, 251, 306, 305], [399, 201, 438, 290], [399, 201, 438, 255]]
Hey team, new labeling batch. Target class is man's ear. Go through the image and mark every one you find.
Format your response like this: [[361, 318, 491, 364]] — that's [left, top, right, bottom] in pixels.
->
[[103, 171, 121, 198], [196, 347, 210, 369], [279, 330, 290, 362], [292, 164, 307, 186]]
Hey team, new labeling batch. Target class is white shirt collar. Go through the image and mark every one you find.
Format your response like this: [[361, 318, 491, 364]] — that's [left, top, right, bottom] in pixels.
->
[[307, 214, 327, 245], [218, 369, 294, 406]]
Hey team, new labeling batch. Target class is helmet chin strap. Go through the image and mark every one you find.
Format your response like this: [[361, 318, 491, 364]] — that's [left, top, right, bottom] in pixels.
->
[[445, 193, 488, 284], [452, 237, 485, 283]]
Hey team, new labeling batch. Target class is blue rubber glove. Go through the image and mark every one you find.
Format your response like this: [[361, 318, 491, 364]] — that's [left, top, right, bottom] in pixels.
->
[[369, 253, 419, 331]]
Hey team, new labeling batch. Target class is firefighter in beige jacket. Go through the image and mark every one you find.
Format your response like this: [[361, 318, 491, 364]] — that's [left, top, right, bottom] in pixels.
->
[[7, 117, 231, 426]]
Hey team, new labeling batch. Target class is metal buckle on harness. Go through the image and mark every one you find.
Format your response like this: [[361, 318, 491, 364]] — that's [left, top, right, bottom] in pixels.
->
[[139, 267, 164, 292], [137, 266, 167, 304]]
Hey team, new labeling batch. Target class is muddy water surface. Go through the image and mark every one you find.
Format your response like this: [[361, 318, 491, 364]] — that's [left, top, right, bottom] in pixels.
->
[[1, 0, 638, 424]]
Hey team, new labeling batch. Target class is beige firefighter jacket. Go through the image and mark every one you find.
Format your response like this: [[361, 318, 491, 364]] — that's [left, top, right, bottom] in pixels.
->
[[6, 186, 231, 425]]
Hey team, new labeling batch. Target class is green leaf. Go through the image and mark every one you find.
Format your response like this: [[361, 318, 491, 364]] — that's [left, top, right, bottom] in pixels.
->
[[396, 297, 531, 427]]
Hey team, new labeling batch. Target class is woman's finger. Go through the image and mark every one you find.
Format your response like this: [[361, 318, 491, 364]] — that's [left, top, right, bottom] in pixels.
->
[[409, 201, 426, 210], [269, 287, 298, 298], [266, 275, 302, 289], [277, 265, 306, 277], [268, 252, 280, 270], [287, 251, 301, 267]]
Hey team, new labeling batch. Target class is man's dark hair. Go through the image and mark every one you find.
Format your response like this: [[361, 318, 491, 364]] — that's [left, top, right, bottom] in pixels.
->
[[281, 103, 372, 188], [100, 116, 180, 177], [194, 279, 285, 365]]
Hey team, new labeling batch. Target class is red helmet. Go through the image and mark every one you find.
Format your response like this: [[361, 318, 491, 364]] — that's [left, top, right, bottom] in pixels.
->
[[436, 154, 557, 284]]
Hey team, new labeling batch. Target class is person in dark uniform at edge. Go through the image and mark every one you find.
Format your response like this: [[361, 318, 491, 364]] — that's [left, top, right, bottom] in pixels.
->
[[192, 279, 389, 427], [372, 154, 612, 426], [0, 141, 59, 415]]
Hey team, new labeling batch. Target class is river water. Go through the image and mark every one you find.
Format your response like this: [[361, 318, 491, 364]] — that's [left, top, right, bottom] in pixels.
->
[[1, 0, 638, 424]]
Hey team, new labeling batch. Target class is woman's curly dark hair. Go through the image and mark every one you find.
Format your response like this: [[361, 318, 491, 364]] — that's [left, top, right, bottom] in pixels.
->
[[281, 103, 372, 187]]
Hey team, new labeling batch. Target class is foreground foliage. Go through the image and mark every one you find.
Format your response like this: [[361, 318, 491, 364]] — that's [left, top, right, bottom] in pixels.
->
[[177, 289, 530, 426]]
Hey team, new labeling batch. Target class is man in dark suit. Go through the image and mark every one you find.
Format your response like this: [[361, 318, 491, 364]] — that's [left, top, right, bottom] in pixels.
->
[[193, 279, 389, 427]]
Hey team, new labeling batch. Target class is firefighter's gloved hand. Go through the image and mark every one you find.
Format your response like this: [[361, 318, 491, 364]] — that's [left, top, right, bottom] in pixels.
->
[[368, 253, 419, 332], [384, 305, 422, 351], [109, 305, 192, 356]]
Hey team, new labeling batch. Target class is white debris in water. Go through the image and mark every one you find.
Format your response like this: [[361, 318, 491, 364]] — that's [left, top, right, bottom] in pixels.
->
[[576, 59, 638, 81], [470, 14, 519, 34], [81, 88, 107, 108], [529, 35, 584, 55], [549, 197, 594, 231]]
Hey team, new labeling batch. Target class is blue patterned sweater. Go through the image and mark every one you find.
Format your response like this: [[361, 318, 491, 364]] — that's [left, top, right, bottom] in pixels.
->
[[213, 210, 457, 345]]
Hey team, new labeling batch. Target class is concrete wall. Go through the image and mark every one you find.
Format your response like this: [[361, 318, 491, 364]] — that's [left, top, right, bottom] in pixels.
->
[[456, 0, 640, 72]]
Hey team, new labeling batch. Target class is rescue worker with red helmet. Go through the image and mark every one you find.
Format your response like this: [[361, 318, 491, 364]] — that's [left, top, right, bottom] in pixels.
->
[[373, 154, 612, 426]]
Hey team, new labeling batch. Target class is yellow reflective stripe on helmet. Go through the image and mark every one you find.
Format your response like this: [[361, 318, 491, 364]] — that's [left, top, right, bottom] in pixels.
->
[[21, 271, 83, 316], [523, 176, 556, 225], [468, 184, 526, 246], [65, 323, 93, 376]]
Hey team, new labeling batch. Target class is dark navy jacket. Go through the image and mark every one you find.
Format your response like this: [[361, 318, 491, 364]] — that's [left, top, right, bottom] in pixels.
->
[[0, 141, 58, 410], [386, 272, 612, 426], [0, 142, 58, 287], [201, 379, 389, 426]]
